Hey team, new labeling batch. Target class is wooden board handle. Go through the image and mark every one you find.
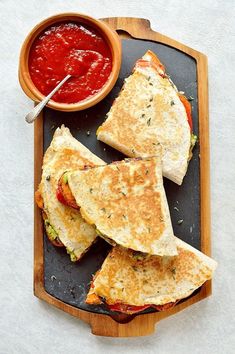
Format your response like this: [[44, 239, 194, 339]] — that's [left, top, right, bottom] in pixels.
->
[[101, 17, 152, 38], [89, 313, 157, 337], [101, 17, 204, 58]]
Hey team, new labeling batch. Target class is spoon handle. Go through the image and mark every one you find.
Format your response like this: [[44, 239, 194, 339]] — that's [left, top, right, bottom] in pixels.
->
[[25, 74, 72, 124]]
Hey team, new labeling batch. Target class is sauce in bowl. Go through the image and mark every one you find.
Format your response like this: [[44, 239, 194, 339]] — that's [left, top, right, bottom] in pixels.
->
[[29, 22, 112, 104]]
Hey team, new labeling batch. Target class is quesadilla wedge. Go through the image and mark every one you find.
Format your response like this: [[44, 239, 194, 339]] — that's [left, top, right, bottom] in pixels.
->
[[97, 50, 197, 185], [86, 238, 217, 314], [35, 125, 105, 261], [58, 156, 177, 256]]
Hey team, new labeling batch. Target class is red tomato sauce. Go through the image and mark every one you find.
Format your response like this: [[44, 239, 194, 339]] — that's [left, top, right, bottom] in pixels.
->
[[29, 22, 112, 104]]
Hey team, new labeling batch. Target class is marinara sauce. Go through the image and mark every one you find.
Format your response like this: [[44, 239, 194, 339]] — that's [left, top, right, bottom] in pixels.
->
[[29, 22, 112, 104]]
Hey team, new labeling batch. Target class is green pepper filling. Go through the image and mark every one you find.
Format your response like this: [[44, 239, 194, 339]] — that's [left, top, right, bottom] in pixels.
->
[[191, 134, 197, 147], [63, 172, 68, 184], [44, 219, 59, 241], [66, 249, 78, 262], [188, 134, 197, 161], [44, 219, 78, 261], [132, 251, 147, 261]]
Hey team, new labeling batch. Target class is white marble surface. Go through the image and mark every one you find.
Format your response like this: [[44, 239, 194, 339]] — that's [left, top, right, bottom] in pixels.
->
[[0, 0, 234, 353]]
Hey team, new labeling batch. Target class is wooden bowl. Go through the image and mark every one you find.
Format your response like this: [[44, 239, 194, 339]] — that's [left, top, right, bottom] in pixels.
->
[[18, 13, 122, 112]]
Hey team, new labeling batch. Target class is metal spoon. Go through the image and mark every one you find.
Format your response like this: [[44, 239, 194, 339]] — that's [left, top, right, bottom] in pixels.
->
[[25, 74, 71, 123]]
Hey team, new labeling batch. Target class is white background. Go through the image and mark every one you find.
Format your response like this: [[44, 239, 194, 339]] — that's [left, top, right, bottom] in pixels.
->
[[0, 0, 234, 353]]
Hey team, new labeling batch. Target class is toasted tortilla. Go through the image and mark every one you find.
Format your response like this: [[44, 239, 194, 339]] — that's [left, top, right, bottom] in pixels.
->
[[97, 50, 192, 185], [66, 156, 177, 256], [86, 237, 217, 309], [39, 125, 104, 261]]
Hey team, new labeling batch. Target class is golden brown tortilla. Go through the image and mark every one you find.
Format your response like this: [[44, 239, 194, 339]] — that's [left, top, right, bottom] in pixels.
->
[[97, 50, 192, 185], [86, 238, 217, 307], [67, 156, 177, 256], [39, 125, 104, 261]]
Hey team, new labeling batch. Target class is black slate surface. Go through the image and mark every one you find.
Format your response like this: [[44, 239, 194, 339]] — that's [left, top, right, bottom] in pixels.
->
[[43, 39, 200, 316]]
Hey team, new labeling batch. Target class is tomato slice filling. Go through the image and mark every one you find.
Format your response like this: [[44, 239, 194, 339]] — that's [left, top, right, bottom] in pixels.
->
[[107, 301, 177, 314], [178, 93, 193, 132], [57, 175, 79, 209], [56, 183, 68, 206]]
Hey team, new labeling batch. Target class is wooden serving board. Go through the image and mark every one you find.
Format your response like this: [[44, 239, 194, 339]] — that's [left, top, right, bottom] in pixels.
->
[[34, 17, 211, 337]]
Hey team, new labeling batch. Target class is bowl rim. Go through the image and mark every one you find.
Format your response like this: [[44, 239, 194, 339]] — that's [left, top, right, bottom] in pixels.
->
[[19, 12, 121, 112]]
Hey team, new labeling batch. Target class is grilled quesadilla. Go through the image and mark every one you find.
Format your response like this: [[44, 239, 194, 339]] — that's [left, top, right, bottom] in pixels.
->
[[58, 156, 177, 256], [86, 238, 217, 314], [35, 125, 104, 261], [97, 50, 197, 185]]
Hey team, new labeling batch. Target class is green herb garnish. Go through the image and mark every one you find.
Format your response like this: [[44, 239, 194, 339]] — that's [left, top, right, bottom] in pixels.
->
[[188, 96, 194, 101], [191, 134, 197, 147], [132, 251, 144, 261], [63, 173, 68, 184], [171, 268, 176, 280], [70, 252, 78, 262]]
